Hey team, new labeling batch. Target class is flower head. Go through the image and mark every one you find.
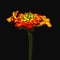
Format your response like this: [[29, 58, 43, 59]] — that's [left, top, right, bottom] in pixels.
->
[[6, 10, 52, 30]]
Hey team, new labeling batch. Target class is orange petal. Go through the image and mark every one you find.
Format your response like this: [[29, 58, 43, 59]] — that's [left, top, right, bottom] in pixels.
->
[[6, 16, 13, 22], [46, 22, 52, 27]]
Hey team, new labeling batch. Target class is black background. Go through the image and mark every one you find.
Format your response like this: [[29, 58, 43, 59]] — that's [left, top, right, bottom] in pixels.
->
[[0, 0, 59, 60]]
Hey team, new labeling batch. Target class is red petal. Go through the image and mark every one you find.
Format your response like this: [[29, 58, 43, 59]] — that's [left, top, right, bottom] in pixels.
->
[[26, 24, 33, 29], [22, 22, 27, 27]]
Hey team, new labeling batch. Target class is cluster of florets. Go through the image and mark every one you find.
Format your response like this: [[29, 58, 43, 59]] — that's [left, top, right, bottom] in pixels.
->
[[7, 11, 52, 30]]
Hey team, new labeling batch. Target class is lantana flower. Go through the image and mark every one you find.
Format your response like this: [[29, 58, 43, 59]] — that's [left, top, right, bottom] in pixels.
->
[[7, 10, 52, 30], [6, 10, 52, 60]]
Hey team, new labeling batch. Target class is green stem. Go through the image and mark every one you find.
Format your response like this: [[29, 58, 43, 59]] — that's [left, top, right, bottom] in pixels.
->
[[27, 30, 33, 60]]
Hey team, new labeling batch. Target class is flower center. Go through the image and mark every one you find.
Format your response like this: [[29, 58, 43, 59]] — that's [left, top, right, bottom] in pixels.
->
[[23, 12, 34, 21]]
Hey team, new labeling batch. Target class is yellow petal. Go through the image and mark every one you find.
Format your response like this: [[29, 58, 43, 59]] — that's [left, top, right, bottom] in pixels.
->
[[12, 11, 19, 18], [42, 15, 46, 19], [6, 17, 12, 22], [39, 21, 46, 26], [40, 15, 46, 20], [46, 22, 52, 27], [44, 18, 50, 22]]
